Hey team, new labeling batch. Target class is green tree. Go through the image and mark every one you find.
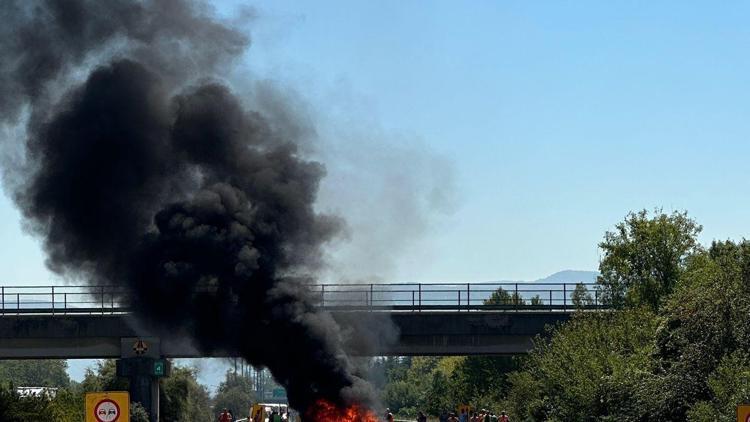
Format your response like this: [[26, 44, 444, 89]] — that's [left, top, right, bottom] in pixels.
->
[[423, 370, 451, 415], [161, 365, 212, 422], [485, 287, 525, 306], [639, 240, 750, 420], [450, 356, 519, 408], [212, 370, 254, 420], [597, 209, 701, 310], [81, 360, 128, 392], [382, 380, 420, 416], [48, 386, 84, 422], [130, 402, 150, 422], [0, 382, 55, 422], [571, 283, 593, 308], [503, 309, 658, 421], [0, 360, 70, 387]]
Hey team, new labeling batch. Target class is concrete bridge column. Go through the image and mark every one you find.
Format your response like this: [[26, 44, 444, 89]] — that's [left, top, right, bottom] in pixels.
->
[[117, 357, 162, 422], [116, 338, 169, 422]]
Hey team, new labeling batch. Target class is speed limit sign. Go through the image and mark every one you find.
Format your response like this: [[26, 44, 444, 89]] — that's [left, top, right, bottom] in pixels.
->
[[85, 392, 129, 422]]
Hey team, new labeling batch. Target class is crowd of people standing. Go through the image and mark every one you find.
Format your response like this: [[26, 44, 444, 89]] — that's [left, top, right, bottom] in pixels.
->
[[384, 408, 510, 422]]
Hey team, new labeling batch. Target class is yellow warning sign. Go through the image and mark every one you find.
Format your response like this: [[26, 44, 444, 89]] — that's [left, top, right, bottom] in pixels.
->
[[738, 404, 750, 422], [85, 391, 129, 422]]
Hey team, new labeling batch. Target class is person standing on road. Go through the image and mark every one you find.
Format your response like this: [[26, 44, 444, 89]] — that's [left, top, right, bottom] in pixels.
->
[[461, 409, 469, 422], [384, 408, 394, 422], [439, 410, 449, 422], [498, 411, 509, 422], [219, 408, 233, 422], [417, 411, 427, 422]]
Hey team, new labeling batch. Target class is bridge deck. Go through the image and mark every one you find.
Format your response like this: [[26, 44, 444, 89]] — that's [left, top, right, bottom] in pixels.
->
[[0, 310, 574, 358], [0, 282, 603, 357]]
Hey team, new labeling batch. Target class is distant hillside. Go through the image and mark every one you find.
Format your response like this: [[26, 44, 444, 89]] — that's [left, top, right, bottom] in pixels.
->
[[533, 270, 598, 284], [488, 270, 599, 284]]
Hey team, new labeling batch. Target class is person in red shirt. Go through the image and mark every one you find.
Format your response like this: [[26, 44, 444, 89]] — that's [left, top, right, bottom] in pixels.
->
[[219, 408, 233, 422], [498, 411, 509, 422]]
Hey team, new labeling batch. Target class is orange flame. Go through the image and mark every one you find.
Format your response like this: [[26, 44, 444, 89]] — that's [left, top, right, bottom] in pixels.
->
[[305, 399, 380, 422]]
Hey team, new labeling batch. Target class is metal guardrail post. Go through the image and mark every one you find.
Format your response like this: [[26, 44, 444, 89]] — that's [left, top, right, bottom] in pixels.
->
[[321, 285, 325, 307], [549, 289, 553, 311], [515, 283, 519, 312], [467, 283, 470, 311], [17, 293, 20, 314], [595, 288, 599, 306], [458, 290, 461, 311], [1, 286, 4, 315], [101, 286, 105, 315], [52, 286, 55, 315], [418, 284, 422, 312], [64, 293, 67, 313], [563, 284, 566, 311], [370, 284, 374, 308]]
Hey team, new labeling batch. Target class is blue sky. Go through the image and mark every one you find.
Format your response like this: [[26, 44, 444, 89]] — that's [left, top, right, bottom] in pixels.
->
[[3, 1, 750, 287]]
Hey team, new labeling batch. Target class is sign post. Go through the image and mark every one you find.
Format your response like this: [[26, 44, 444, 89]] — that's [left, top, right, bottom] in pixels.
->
[[85, 391, 129, 422], [738, 404, 750, 422]]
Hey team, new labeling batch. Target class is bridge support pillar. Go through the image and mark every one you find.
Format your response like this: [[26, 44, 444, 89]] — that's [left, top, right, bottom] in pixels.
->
[[116, 356, 170, 422]]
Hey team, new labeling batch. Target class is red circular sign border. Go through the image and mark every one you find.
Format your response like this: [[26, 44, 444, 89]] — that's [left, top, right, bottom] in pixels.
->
[[94, 398, 121, 422]]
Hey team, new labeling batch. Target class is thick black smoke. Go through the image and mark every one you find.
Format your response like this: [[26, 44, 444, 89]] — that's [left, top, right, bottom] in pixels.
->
[[1, 0, 376, 413]]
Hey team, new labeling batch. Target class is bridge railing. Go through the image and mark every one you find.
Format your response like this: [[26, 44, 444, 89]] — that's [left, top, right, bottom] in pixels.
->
[[0, 285, 129, 315], [0, 282, 604, 315], [313, 282, 603, 311]]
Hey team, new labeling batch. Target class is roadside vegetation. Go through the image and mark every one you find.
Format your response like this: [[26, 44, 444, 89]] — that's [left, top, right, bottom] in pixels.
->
[[0, 359, 249, 421], [378, 209, 750, 421]]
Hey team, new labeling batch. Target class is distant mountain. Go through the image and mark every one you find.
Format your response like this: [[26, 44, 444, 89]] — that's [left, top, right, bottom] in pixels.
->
[[486, 270, 599, 285], [533, 270, 599, 284]]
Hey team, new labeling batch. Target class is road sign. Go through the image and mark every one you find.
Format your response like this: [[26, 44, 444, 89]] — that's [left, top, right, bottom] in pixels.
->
[[86, 391, 129, 422], [272, 388, 286, 398], [154, 359, 166, 376], [133, 339, 148, 355], [738, 405, 750, 422], [121, 337, 160, 358]]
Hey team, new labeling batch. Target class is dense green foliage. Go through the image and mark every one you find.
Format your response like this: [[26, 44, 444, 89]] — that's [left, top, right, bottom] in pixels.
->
[[212, 370, 255, 419], [376, 355, 520, 416], [0, 360, 70, 387], [0, 358, 216, 421], [500, 211, 750, 421], [160, 366, 213, 422], [503, 309, 658, 420], [597, 209, 701, 310], [379, 210, 750, 421]]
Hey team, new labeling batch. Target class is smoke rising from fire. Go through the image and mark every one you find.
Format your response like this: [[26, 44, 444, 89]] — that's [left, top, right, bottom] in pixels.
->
[[0, 0, 385, 413]]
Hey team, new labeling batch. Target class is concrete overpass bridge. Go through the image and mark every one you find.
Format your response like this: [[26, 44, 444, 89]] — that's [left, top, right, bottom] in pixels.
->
[[0, 282, 603, 421], [0, 282, 603, 358]]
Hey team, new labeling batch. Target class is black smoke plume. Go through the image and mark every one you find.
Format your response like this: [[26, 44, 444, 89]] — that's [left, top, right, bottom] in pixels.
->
[[1, 0, 377, 413]]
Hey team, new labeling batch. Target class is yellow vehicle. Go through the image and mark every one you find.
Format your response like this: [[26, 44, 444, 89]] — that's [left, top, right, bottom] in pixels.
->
[[249, 403, 298, 422]]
